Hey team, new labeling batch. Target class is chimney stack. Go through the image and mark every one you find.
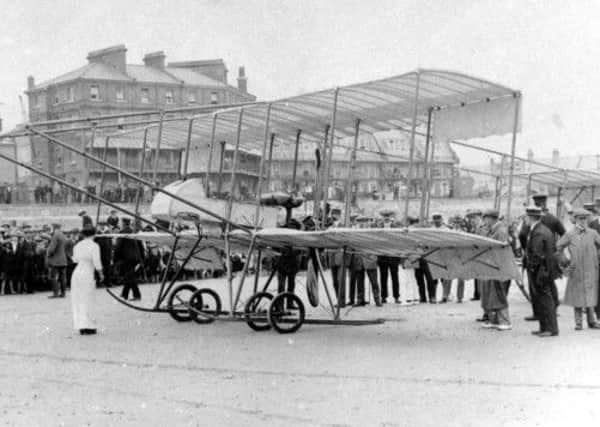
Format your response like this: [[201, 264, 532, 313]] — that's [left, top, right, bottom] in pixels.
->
[[237, 66, 247, 93], [87, 44, 127, 73], [527, 148, 534, 161], [143, 51, 166, 69], [27, 76, 35, 91], [552, 149, 560, 165]]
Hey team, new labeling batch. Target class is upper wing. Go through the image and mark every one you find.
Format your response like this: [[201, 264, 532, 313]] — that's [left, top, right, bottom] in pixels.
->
[[247, 227, 521, 281]]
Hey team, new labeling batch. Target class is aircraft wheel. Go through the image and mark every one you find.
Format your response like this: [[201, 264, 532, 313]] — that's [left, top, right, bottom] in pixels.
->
[[268, 293, 305, 334], [167, 283, 197, 322], [244, 292, 273, 332], [190, 288, 222, 324]]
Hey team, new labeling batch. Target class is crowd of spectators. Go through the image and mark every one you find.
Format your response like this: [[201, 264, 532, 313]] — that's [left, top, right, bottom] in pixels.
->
[[32, 182, 155, 204], [0, 209, 223, 297]]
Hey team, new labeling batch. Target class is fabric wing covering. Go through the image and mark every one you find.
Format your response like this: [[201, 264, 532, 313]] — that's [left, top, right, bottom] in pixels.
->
[[243, 228, 521, 281], [108, 227, 521, 281], [107, 69, 520, 154]]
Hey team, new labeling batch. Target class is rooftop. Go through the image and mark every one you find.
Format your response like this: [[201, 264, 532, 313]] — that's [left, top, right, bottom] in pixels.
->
[[29, 45, 246, 94]]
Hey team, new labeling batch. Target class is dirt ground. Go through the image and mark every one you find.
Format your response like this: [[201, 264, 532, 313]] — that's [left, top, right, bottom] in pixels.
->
[[1, 276, 600, 427]]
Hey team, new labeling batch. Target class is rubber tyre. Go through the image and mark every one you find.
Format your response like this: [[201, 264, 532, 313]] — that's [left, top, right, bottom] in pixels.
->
[[268, 293, 305, 334], [167, 283, 197, 322], [190, 288, 222, 324], [244, 292, 274, 332]]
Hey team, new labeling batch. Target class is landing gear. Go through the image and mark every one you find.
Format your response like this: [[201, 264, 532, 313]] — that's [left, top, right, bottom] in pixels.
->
[[189, 288, 222, 324], [268, 292, 305, 334], [244, 292, 274, 332], [167, 284, 197, 322]]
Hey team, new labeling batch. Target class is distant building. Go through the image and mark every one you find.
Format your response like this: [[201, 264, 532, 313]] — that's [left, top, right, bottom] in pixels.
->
[[25, 44, 256, 190], [269, 130, 460, 200]]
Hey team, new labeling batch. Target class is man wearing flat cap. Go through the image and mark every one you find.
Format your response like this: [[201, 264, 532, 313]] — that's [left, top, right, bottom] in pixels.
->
[[557, 208, 600, 330], [519, 194, 565, 321], [479, 209, 512, 330], [525, 206, 559, 337]]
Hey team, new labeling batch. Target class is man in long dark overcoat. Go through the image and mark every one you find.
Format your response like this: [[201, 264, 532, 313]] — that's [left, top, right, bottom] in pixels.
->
[[525, 206, 560, 337]]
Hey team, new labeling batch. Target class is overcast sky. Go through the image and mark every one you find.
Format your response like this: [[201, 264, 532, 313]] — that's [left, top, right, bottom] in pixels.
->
[[1, 0, 599, 163]]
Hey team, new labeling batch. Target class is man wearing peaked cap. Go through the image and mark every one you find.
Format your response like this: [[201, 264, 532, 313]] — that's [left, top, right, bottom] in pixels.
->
[[524, 204, 560, 337], [519, 197, 565, 321]]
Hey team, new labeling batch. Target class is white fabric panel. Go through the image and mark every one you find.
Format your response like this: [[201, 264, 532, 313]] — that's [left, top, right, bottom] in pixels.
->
[[435, 96, 521, 141]]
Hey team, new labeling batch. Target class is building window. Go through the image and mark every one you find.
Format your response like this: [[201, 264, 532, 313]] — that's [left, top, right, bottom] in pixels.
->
[[68, 87, 74, 102], [141, 88, 149, 104], [165, 90, 174, 104], [210, 92, 218, 104], [53, 95, 60, 105], [90, 84, 100, 101], [188, 92, 196, 103], [116, 87, 125, 102]]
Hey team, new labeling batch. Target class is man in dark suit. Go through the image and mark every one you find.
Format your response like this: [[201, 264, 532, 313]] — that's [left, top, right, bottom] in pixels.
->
[[9, 231, 27, 294], [78, 210, 94, 229], [20, 232, 36, 294], [95, 227, 114, 288], [518, 193, 565, 320], [115, 218, 143, 300], [525, 206, 559, 337], [3, 239, 19, 294], [46, 223, 68, 298]]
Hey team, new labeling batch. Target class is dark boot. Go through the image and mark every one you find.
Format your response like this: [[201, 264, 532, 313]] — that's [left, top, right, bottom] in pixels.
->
[[574, 308, 583, 331]]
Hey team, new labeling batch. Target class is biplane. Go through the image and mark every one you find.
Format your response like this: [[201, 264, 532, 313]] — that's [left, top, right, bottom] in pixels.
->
[[0, 69, 528, 333]]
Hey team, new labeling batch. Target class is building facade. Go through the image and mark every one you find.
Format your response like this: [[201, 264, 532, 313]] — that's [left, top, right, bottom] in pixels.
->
[[269, 130, 460, 200], [25, 45, 256, 191]]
